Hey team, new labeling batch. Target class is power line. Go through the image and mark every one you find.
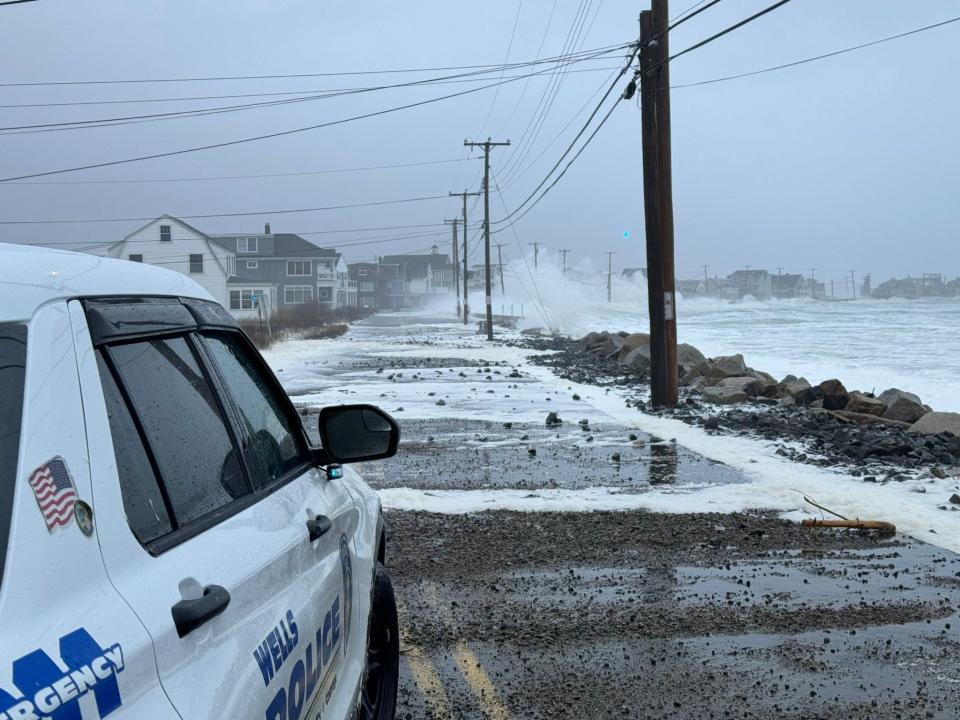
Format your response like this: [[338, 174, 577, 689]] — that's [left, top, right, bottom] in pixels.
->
[[494, 83, 623, 233], [668, 0, 793, 64], [494, 42, 639, 224], [0, 56, 625, 136], [673, 15, 960, 89], [501, 64, 621, 189], [0, 45, 629, 183], [474, 0, 525, 137], [668, 0, 722, 30], [498, 0, 594, 183], [3, 158, 463, 186], [0, 42, 629, 88], [0, 194, 449, 225], [0, 64, 621, 110]]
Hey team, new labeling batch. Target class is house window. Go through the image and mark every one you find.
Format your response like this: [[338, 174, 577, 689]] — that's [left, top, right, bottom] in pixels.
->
[[360, 282, 375, 292], [246, 260, 258, 269], [358, 268, 368, 278], [129, 254, 143, 263], [189, 254, 203, 274], [159, 225, 171, 242], [287, 261, 311, 276], [284, 286, 312, 304], [229, 289, 265, 310], [237, 237, 258, 253]]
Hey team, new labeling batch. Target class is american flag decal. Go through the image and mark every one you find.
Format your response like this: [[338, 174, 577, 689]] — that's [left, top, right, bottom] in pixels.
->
[[28, 456, 77, 532]]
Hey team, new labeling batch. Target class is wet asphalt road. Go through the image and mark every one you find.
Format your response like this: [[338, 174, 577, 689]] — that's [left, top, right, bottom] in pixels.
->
[[289, 317, 960, 719], [363, 419, 960, 720]]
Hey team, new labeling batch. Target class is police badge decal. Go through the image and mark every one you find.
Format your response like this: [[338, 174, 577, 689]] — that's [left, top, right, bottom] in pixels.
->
[[339, 534, 353, 646]]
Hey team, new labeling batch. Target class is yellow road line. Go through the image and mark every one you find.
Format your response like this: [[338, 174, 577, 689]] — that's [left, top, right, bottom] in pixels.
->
[[421, 581, 512, 720], [453, 640, 511, 720], [396, 595, 453, 717]]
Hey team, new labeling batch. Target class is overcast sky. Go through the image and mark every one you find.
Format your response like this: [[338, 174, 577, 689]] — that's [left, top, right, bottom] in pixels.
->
[[0, 0, 957, 287]]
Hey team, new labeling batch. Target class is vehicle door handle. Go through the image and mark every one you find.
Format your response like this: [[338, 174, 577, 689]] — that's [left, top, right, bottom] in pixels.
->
[[306, 514, 332, 542], [171, 585, 231, 638]]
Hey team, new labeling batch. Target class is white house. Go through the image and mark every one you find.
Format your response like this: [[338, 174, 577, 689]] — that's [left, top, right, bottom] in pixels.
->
[[91, 215, 235, 310], [86, 215, 357, 318]]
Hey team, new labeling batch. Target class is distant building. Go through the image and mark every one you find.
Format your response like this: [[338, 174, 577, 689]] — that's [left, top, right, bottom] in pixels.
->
[[728, 269, 771, 299], [872, 273, 959, 299], [379, 245, 454, 309], [85, 215, 357, 318], [348, 261, 396, 310], [771, 273, 806, 298], [89, 215, 237, 311]]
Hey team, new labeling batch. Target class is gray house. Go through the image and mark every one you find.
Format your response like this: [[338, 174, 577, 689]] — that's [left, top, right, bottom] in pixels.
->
[[209, 224, 357, 315]]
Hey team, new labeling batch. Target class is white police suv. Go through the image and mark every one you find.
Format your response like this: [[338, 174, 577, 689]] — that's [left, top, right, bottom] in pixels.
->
[[0, 244, 400, 720]]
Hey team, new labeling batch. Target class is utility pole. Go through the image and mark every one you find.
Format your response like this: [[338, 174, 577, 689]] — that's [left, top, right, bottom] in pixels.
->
[[808, 268, 817, 299], [849, 269, 857, 299], [701, 264, 709, 295], [529, 241, 542, 268], [639, 0, 678, 407], [450, 189, 481, 325], [776, 267, 783, 299], [559, 249, 570, 275], [494, 243, 506, 295], [444, 218, 460, 318], [464, 138, 510, 341], [606, 251, 615, 303]]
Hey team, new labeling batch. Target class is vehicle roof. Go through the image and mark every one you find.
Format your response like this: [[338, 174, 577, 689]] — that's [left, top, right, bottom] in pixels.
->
[[0, 243, 214, 323]]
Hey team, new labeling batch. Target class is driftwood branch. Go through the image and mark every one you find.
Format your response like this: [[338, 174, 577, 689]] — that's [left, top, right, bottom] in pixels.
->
[[801, 518, 896, 534]]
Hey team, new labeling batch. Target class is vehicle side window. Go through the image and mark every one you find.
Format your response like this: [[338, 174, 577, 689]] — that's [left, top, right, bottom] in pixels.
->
[[200, 332, 306, 487], [96, 354, 173, 543], [107, 336, 249, 526], [0, 324, 27, 593]]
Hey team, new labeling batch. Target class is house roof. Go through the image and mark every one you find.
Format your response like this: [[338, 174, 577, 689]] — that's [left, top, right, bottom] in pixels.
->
[[380, 254, 450, 279], [209, 232, 335, 257]]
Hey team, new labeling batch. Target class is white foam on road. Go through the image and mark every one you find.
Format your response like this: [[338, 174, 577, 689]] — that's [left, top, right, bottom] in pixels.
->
[[379, 483, 785, 515], [261, 315, 960, 554]]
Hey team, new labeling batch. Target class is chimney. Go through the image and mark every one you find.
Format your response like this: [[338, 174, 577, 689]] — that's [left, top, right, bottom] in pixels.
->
[[264, 222, 271, 235]]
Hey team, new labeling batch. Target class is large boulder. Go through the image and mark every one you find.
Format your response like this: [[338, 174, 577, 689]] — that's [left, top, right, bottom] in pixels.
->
[[677, 343, 709, 372], [818, 379, 849, 411], [577, 331, 625, 358], [711, 354, 747, 377], [745, 369, 778, 396], [620, 345, 651, 370], [878, 388, 923, 407], [879, 388, 927, 424], [702, 386, 748, 405], [779, 376, 811, 400], [845, 391, 885, 417], [908, 412, 960, 438], [795, 384, 824, 406], [616, 332, 651, 362], [716, 376, 764, 397]]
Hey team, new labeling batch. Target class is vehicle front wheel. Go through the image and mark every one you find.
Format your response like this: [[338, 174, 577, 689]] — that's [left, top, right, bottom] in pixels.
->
[[358, 563, 399, 720]]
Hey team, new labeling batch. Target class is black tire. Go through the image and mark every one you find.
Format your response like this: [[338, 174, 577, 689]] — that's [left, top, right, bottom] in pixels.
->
[[358, 562, 399, 720]]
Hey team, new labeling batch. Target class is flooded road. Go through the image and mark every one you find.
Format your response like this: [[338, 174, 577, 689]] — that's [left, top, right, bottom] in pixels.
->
[[269, 314, 960, 718]]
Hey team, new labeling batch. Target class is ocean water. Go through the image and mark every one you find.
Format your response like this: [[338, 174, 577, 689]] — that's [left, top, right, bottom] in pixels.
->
[[459, 260, 960, 412]]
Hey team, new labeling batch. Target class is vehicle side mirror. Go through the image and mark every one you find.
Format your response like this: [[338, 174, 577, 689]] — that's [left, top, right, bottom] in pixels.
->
[[317, 404, 400, 464]]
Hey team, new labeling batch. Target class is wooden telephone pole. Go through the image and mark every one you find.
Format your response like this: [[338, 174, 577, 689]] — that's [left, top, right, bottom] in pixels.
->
[[640, 0, 678, 407], [464, 138, 510, 340], [450, 189, 481, 325], [529, 242, 542, 268], [444, 218, 461, 318], [559, 249, 570, 275]]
